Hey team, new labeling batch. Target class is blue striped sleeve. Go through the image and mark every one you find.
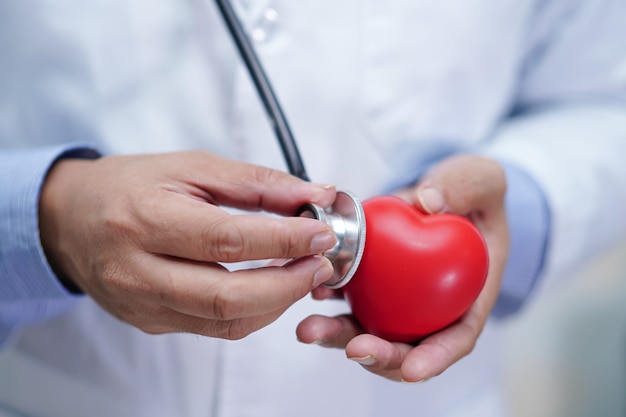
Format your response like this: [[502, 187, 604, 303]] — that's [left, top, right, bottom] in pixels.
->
[[492, 161, 551, 317], [0, 144, 100, 347]]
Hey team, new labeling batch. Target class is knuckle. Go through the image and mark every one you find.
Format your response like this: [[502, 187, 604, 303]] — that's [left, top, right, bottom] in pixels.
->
[[221, 320, 251, 340], [191, 319, 252, 340], [203, 221, 247, 262], [252, 164, 281, 186], [99, 200, 137, 240], [458, 324, 479, 357], [465, 337, 478, 356], [209, 283, 246, 320], [116, 305, 164, 334], [99, 261, 126, 291], [98, 254, 144, 295], [271, 221, 298, 256]]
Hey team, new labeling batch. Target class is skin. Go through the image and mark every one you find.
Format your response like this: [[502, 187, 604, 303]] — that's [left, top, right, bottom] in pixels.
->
[[38, 151, 338, 340], [296, 155, 510, 383], [39, 150, 507, 383]]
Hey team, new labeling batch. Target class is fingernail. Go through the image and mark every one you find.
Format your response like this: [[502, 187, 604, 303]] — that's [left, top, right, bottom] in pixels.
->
[[312, 257, 334, 287], [311, 183, 336, 204], [401, 377, 429, 385], [300, 339, 323, 345], [311, 231, 337, 253], [418, 187, 445, 214], [348, 355, 377, 366]]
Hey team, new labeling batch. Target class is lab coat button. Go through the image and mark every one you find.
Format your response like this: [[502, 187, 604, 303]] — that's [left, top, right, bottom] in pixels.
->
[[252, 8, 279, 42], [252, 28, 267, 42], [263, 8, 279, 24]]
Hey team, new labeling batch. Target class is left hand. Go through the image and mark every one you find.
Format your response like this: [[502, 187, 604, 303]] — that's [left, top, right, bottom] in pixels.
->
[[296, 154, 509, 382]]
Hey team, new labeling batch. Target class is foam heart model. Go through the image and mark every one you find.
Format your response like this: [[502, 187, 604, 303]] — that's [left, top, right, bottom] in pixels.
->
[[342, 195, 489, 344]]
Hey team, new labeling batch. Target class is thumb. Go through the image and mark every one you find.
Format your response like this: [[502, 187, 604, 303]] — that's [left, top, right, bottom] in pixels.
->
[[415, 187, 446, 214], [413, 155, 506, 216]]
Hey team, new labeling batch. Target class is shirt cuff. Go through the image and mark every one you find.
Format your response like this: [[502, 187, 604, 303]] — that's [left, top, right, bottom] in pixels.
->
[[0, 144, 100, 344], [492, 161, 551, 317]]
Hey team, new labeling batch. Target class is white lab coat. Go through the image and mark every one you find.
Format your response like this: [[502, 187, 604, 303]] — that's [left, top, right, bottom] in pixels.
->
[[1, 1, 625, 416]]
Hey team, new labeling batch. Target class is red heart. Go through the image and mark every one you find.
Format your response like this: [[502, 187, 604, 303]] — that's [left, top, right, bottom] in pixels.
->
[[343, 195, 489, 343]]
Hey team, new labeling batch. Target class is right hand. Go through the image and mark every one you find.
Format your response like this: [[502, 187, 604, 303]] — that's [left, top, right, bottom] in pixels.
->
[[39, 151, 337, 339], [297, 155, 509, 382]]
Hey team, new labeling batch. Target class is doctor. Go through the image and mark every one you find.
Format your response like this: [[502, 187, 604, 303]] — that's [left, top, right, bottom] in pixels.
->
[[1, 1, 625, 416]]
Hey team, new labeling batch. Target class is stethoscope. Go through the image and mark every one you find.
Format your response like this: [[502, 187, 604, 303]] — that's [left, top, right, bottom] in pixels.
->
[[215, 0, 366, 288]]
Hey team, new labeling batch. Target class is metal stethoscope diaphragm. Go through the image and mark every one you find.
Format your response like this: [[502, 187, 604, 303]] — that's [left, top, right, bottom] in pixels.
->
[[297, 191, 366, 288], [215, 0, 366, 288]]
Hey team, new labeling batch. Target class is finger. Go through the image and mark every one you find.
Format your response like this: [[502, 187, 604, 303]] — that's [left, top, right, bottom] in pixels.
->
[[345, 334, 414, 381], [296, 314, 363, 347], [265, 258, 290, 267], [134, 304, 291, 340], [310, 285, 343, 300], [140, 254, 334, 320], [170, 152, 337, 213], [398, 316, 479, 383], [392, 188, 414, 203], [412, 155, 506, 216], [139, 196, 337, 262]]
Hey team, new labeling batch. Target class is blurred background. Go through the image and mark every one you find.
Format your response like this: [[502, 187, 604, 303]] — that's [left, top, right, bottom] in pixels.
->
[[503, 240, 626, 417]]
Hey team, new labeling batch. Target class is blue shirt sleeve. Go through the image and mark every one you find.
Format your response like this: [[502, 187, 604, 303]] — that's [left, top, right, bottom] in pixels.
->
[[492, 161, 551, 318], [0, 144, 100, 347]]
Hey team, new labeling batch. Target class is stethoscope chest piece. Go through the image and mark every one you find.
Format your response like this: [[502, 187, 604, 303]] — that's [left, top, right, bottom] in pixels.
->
[[297, 191, 366, 289]]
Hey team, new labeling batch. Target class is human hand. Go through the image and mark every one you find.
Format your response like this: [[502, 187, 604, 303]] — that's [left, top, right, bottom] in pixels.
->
[[39, 151, 337, 339], [296, 154, 509, 382]]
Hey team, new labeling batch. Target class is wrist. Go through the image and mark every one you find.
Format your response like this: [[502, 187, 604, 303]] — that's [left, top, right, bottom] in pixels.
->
[[39, 158, 93, 294]]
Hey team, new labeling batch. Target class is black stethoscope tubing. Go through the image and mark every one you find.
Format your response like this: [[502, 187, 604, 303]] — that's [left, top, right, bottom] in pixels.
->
[[214, 0, 310, 182], [214, 0, 367, 289]]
